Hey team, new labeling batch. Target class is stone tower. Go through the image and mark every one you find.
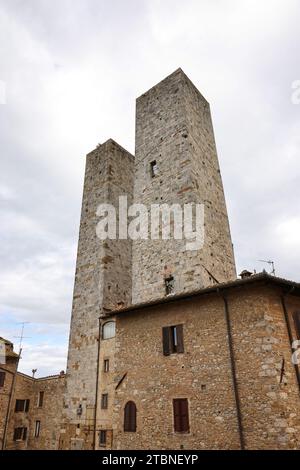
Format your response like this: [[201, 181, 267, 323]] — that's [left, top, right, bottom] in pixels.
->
[[62, 139, 134, 448], [132, 68, 236, 304]]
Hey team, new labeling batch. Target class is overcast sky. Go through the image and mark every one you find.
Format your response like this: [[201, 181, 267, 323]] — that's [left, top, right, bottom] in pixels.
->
[[0, 0, 300, 376]]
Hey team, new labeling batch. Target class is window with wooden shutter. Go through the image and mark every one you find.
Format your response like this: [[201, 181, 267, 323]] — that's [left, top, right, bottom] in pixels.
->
[[124, 401, 137, 432], [99, 430, 107, 446], [0, 371, 5, 387], [101, 393, 108, 409], [293, 311, 300, 339], [173, 398, 190, 433], [34, 420, 41, 438], [15, 399, 25, 412], [13, 427, 27, 441], [162, 325, 184, 355], [38, 391, 44, 408]]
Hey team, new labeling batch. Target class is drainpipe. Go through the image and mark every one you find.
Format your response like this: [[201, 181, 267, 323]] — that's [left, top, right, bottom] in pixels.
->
[[93, 318, 101, 450], [280, 287, 300, 394], [218, 291, 245, 450]]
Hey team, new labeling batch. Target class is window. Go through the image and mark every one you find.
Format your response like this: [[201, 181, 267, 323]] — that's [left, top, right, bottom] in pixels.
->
[[34, 420, 41, 438], [101, 393, 108, 409], [104, 359, 109, 373], [0, 371, 5, 387], [165, 276, 174, 295], [38, 391, 44, 408], [124, 401, 137, 432], [99, 430, 107, 447], [162, 325, 184, 355], [102, 321, 116, 340], [293, 311, 300, 339], [15, 399, 30, 413], [150, 160, 159, 178], [173, 399, 189, 433], [13, 427, 27, 441]]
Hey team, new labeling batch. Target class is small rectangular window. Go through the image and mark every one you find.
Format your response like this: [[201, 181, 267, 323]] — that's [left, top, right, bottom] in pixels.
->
[[0, 371, 5, 387], [162, 324, 184, 355], [165, 276, 174, 295], [99, 430, 107, 446], [173, 398, 189, 433], [38, 391, 44, 408], [101, 393, 108, 409], [15, 399, 30, 412], [150, 160, 159, 178], [34, 420, 41, 438], [104, 359, 109, 373]]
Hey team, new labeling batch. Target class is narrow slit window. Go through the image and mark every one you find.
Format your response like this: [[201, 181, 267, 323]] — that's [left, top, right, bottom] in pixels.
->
[[38, 391, 44, 408], [173, 398, 190, 433], [101, 393, 108, 409], [150, 160, 159, 178], [99, 430, 107, 446], [104, 359, 109, 373], [165, 276, 174, 296], [34, 420, 41, 438]]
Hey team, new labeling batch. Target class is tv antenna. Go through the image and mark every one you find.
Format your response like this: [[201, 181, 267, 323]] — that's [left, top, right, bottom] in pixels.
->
[[13, 322, 31, 351], [259, 260, 276, 276]]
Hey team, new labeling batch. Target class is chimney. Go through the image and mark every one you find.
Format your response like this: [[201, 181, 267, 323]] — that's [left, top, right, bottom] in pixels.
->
[[239, 270, 253, 279]]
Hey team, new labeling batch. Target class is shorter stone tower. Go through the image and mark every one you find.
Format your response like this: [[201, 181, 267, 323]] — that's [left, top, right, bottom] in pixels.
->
[[62, 139, 134, 449]]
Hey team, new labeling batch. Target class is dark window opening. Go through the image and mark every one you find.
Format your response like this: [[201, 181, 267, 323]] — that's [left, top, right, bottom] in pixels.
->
[[165, 276, 174, 295], [150, 160, 159, 178], [124, 401, 137, 432], [104, 359, 109, 373], [101, 393, 108, 409], [0, 371, 5, 387], [173, 398, 190, 433], [34, 420, 41, 438], [13, 427, 27, 441], [162, 324, 184, 355], [99, 430, 107, 446], [38, 391, 44, 408], [15, 399, 30, 413]]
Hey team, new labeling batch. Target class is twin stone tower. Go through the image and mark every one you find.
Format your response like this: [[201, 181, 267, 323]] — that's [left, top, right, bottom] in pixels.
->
[[63, 68, 236, 446]]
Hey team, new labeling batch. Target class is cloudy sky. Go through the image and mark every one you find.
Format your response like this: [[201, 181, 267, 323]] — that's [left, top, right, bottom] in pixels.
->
[[0, 0, 299, 376]]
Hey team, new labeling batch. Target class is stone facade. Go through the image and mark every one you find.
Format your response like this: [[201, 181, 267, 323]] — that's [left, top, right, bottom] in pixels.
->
[[132, 69, 236, 304], [111, 276, 300, 450], [3, 69, 299, 451], [0, 338, 65, 450]]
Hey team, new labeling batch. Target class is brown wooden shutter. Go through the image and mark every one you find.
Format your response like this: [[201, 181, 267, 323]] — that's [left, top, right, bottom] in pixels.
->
[[173, 399, 181, 432], [180, 399, 189, 432], [162, 327, 171, 356], [25, 399, 30, 412], [23, 427, 27, 441], [293, 311, 300, 339], [173, 398, 189, 432], [124, 401, 136, 432], [176, 324, 184, 353]]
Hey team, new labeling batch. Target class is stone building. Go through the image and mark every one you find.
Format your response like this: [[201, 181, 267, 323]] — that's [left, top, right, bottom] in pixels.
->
[[0, 338, 65, 450], [2, 69, 300, 450]]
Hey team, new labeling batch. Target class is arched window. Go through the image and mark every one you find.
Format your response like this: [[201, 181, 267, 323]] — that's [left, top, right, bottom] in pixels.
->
[[102, 321, 115, 340], [124, 401, 137, 432]]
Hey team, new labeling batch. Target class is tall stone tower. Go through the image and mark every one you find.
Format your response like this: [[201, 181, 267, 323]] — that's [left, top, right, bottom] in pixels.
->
[[62, 139, 134, 449], [132, 69, 236, 303]]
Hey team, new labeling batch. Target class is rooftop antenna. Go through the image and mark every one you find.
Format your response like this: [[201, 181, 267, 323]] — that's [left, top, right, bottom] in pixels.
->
[[259, 260, 276, 276], [13, 321, 31, 351]]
